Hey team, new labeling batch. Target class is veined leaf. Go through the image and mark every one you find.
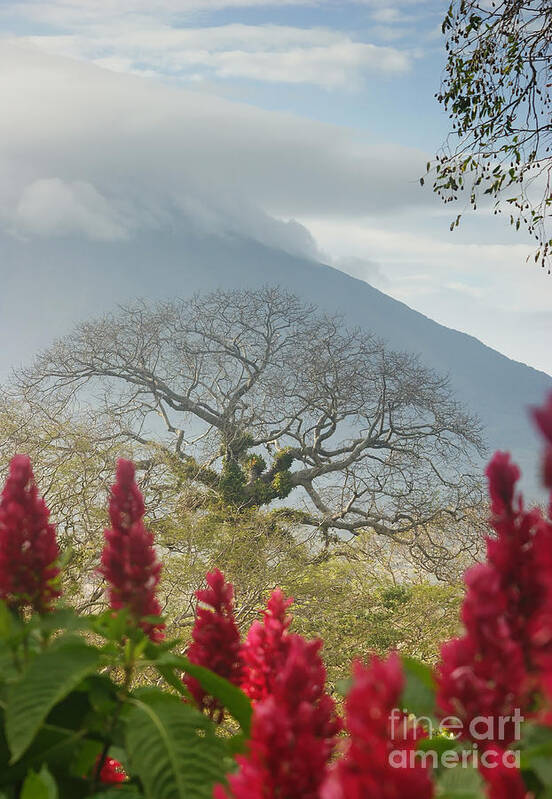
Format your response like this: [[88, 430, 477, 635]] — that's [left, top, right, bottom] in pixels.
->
[[6, 638, 100, 763], [436, 763, 485, 798], [21, 765, 58, 799], [155, 653, 252, 735], [124, 688, 229, 799], [401, 655, 437, 722], [1, 724, 88, 785]]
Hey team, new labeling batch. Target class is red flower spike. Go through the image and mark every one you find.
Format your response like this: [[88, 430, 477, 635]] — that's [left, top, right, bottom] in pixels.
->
[[533, 393, 552, 447], [486, 451, 520, 516], [532, 394, 552, 496], [241, 587, 293, 702], [0, 455, 60, 613], [478, 747, 529, 799], [437, 452, 545, 744], [438, 447, 552, 797], [216, 631, 341, 799], [184, 569, 243, 722], [100, 459, 164, 642], [320, 654, 433, 799]]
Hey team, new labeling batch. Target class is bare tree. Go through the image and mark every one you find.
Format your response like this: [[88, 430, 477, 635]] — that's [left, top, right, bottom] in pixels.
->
[[13, 287, 484, 554]]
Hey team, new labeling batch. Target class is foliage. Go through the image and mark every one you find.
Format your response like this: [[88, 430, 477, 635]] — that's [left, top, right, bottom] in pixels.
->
[[14, 287, 484, 557], [0, 398, 471, 677], [1, 391, 552, 795], [429, 1, 552, 271]]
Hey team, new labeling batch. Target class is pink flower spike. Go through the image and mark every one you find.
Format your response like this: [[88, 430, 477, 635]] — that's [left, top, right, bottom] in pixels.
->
[[533, 393, 552, 447], [0, 455, 60, 614], [241, 587, 293, 702], [479, 747, 529, 799], [320, 653, 433, 799], [532, 394, 552, 493], [100, 459, 164, 642], [184, 569, 243, 722], [217, 632, 341, 799], [485, 451, 520, 516]]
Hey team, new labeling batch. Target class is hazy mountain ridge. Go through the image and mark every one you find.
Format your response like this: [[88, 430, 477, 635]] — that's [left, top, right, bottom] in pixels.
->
[[2, 225, 549, 494]]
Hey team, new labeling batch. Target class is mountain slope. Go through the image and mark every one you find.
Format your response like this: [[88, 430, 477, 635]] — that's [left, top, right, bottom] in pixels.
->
[[2, 225, 550, 494]]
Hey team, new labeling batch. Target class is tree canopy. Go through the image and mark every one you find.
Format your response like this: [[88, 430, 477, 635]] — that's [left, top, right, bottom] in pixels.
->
[[430, 0, 552, 270], [13, 287, 484, 565]]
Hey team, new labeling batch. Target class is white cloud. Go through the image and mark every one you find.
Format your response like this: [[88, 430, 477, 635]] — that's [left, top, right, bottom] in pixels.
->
[[0, 42, 429, 246], [371, 7, 403, 23], [4, 0, 434, 22], [12, 23, 411, 88], [327, 254, 390, 290], [15, 178, 129, 241], [2, 41, 549, 374], [302, 212, 552, 373]]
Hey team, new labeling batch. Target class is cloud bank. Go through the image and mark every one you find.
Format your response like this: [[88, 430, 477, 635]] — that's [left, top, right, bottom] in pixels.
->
[[2, 40, 551, 375], [0, 42, 430, 256], [18, 24, 412, 88]]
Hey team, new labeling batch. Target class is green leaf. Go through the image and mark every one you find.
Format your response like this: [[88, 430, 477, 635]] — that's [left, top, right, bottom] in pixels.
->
[[155, 653, 252, 736], [531, 755, 552, 785], [6, 638, 100, 763], [400, 655, 437, 721], [21, 765, 58, 799], [436, 763, 485, 798], [1, 724, 88, 785], [418, 735, 461, 758], [89, 791, 143, 799], [0, 641, 18, 684], [124, 688, 229, 799], [0, 602, 16, 640], [155, 663, 193, 702], [519, 722, 552, 782]]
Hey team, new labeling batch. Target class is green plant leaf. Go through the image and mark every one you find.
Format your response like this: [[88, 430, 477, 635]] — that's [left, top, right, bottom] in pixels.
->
[[0, 602, 16, 640], [418, 735, 461, 758], [1, 724, 90, 786], [155, 653, 252, 735], [436, 763, 485, 798], [6, 637, 100, 763], [531, 755, 552, 785], [519, 722, 552, 762], [124, 688, 229, 799], [21, 765, 58, 799], [401, 655, 437, 721]]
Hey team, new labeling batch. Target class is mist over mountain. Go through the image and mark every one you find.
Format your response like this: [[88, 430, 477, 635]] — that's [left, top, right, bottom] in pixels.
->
[[2, 222, 550, 496]]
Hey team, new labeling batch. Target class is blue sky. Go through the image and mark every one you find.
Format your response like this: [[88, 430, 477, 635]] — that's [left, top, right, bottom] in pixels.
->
[[2, 0, 552, 374]]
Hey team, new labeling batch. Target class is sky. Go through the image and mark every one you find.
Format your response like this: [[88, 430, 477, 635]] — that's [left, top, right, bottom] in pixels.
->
[[1, 0, 552, 374]]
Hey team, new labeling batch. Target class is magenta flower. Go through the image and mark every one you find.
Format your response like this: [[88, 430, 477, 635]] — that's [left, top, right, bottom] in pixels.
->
[[434, 449, 552, 798], [184, 569, 243, 722], [100, 459, 164, 641], [533, 392, 552, 497], [0, 455, 60, 613], [437, 451, 552, 751], [241, 587, 293, 702], [478, 746, 529, 799], [215, 591, 341, 798], [320, 654, 434, 799]]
